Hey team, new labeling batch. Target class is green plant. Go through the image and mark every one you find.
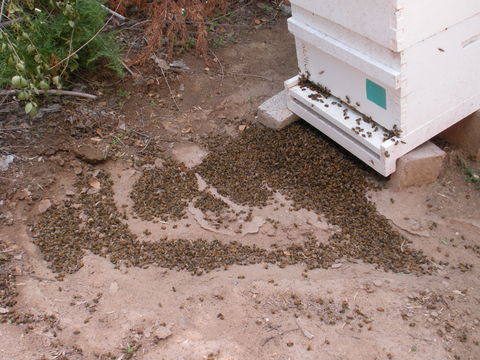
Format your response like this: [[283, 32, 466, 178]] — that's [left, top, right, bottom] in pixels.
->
[[117, 89, 130, 97], [0, 0, 123, 115], [212, 36, 225, 47], [121, 343, 139, 359], [458, 157, 480, 189], [465, 167, 480, 189], [184, 38, 196, 49]]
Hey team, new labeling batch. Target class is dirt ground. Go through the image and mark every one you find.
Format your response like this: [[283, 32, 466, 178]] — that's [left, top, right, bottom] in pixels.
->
[[1, 11, 480, 360]]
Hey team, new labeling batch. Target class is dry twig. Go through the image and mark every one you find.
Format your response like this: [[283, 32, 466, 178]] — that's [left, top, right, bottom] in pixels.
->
[[158, 66, 180, 111], [262, 327, 299, 346], [0, 89, 97, 100], [209, 49, 224, 86]]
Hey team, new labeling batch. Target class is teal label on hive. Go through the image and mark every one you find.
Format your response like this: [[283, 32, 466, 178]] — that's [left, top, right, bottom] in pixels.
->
[[366, 79, 387, 110]]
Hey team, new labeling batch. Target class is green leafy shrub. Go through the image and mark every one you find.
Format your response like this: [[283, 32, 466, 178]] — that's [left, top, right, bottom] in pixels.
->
[[0, 0, 123, 115]]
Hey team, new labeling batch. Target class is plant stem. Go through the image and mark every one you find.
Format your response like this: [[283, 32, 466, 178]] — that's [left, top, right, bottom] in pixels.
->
[[0, 0, 6, 23]]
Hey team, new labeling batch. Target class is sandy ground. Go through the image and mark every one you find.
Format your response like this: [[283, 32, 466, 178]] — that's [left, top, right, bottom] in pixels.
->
[[1, 19, 480, 360]]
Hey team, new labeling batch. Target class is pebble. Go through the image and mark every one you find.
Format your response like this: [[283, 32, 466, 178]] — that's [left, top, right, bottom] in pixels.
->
[[70, 143, 108, 164], [154, 326, 172, 340], [37, 199, 52, 214], [65, 190, 75, 197], [109, 281, 119, 294]]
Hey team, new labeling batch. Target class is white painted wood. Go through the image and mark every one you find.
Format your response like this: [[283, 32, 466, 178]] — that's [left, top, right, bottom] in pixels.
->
[[286, 72, 480, 176], [288, 18, 401, 89], [291, 0, 480, 51], [286, 2, 480, 176], [400, 13, 480, 134], [289, 12, 480, 133], [288, 86, 386, 153], [290, 21, 402, 131]]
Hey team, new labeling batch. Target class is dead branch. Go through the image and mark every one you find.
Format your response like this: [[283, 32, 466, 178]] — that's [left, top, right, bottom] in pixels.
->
[[157, 64, 180, 111], [0, 89, 98, 100], [101, 4, 127, 21], [217, 71, 274, 82], [262, 327, 299, 346], [0, 17, 23, 28], [210, 49, 224, 87]]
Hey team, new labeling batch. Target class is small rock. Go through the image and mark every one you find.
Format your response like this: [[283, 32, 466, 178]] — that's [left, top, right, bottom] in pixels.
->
[[154, 326, 172, 340], [373, 280, 383, 287], [154, 158, 165, 168], [65, 190, 75, 197], [71, 143, 108, 164], [0, 307, 10, 314], [19, 189, 31, 200], [279, 4, 292, 15], [170, 60, 190, 70], [152, 56, 170, 70], [74, 166, 83, 175], [89, 178, 101, 190], [109, 281, 119, 294], [44, 148, 56, 156], [331, 263, 342, 269], [0, 155, 14, 171], [87, 188, 99, 195], [38, 199, 52, 214]]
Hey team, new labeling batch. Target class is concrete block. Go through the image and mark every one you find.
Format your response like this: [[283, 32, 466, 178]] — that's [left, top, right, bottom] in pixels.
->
[[389, 141, 446, 191], [441, 110, 480, 161], [258, 90, 299, 130]]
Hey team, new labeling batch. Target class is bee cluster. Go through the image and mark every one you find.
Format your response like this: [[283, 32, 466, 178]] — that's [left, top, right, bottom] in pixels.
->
[[194, 191, 229, 218], [298, 75, 407, 146], [197, 123, 433, 274], [131, 159, 199, 221], [32, 122, 434, 277], [400, 290, 479, 358], [0, 242, 50, 327], [464, 243, 480, 258], [299, 73, 331, 98], [258, 293, 375, 332], [0, 241, 18, 323]]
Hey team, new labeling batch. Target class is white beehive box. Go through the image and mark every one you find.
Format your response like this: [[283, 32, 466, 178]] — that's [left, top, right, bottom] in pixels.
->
[[285, 0, 480, 176]]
